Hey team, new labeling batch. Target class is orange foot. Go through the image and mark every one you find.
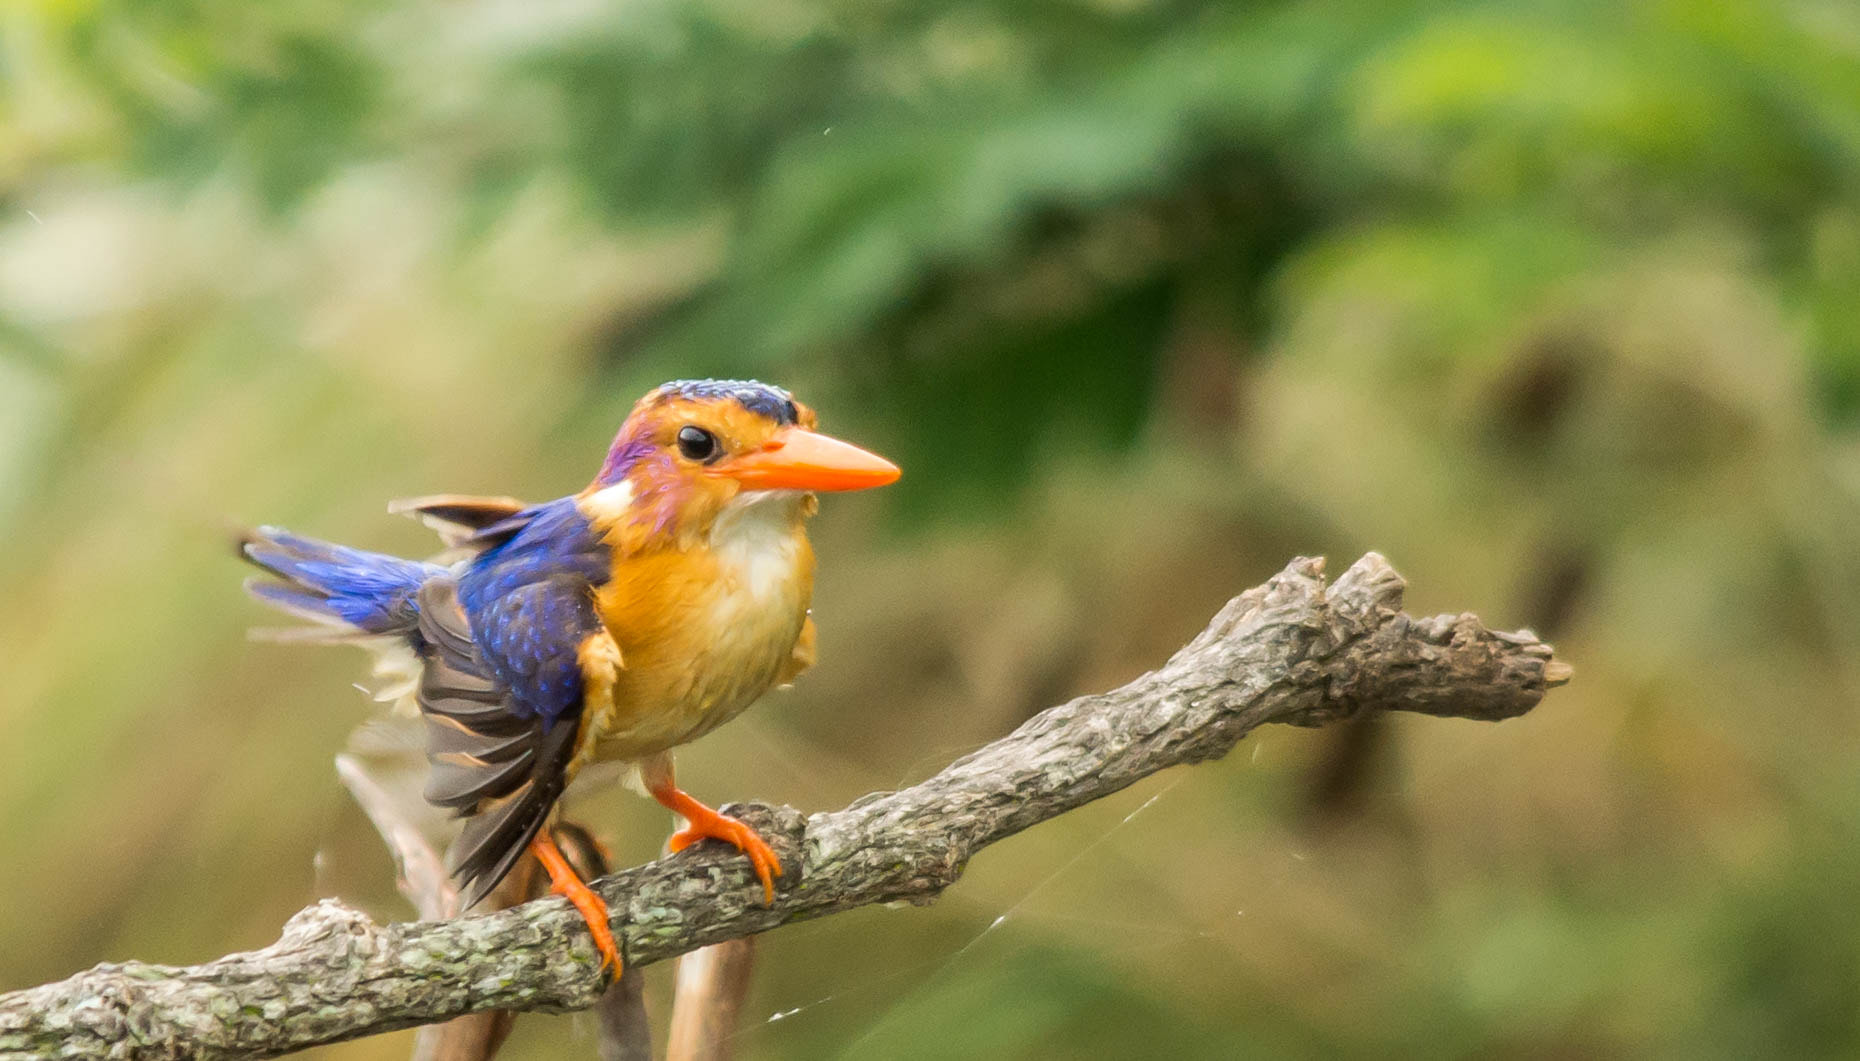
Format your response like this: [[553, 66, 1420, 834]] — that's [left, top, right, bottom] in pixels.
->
[[651, 784, 782, 904], [530, 832, 622, 975]]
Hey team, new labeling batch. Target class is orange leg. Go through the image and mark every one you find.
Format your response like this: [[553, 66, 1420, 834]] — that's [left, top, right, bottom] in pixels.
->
[[642, 758, 781, 904], [530, 831, 622, 974]]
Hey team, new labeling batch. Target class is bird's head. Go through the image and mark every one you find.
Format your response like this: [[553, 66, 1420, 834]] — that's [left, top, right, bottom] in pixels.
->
[[584, 379, 899, 547]]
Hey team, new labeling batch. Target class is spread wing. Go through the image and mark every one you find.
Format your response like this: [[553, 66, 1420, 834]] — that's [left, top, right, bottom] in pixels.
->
[[414, 572, 604, 907], [390, 494, 533, 549]]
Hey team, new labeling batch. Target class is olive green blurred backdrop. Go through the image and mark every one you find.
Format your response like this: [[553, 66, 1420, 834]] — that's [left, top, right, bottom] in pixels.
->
[[5, 0, 1860, 1057]]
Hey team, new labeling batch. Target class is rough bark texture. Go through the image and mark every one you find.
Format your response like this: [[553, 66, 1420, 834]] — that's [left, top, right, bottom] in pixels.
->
[[0, 554, 1568, 1060]]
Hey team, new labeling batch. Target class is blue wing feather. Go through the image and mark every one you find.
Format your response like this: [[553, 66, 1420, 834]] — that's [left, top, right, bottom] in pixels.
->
[[456, 497, 610, 726]]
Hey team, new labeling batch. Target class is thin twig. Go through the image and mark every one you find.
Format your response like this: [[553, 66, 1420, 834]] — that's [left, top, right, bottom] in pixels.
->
[[665, 939, 757, 1061], [334, 754, 458, 923]]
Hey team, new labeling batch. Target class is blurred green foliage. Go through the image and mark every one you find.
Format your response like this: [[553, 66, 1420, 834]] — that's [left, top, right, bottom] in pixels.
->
[[4, 0, 1860, 1057]]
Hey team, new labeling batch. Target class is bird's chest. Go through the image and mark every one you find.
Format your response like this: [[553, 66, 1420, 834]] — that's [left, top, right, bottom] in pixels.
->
[[591, 500, 814, 757], [693, 524, 812, 689]]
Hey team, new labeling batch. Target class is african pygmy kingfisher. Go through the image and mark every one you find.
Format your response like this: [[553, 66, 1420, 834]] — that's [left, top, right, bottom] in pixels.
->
[[241, 379, 899, 972]]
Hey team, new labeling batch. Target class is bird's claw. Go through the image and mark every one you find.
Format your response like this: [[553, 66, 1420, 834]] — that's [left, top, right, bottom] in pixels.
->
[[530, 832, 622, 976], [551, 874, 623, 975], [671, 812, 783, 904]]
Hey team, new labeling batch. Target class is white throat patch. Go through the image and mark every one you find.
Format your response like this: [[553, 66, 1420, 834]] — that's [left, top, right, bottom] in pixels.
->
[[710, 490, 808, 600]]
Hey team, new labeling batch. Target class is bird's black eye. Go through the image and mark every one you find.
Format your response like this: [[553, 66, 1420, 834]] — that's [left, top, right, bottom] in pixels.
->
[[676, 425, 720, 462]]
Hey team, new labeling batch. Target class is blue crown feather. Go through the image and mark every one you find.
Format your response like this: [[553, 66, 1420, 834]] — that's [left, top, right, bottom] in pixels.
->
[[657, 379, 798, 425]]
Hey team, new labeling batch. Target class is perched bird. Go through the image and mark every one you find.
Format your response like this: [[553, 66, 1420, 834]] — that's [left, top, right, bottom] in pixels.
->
[[241, 379, 899, 971]]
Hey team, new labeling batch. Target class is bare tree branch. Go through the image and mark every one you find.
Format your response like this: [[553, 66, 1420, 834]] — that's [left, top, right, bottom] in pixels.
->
[[337, 756, 647, 1061], [339, 749, 519, 1061], [0, 554, 1569, 1060]]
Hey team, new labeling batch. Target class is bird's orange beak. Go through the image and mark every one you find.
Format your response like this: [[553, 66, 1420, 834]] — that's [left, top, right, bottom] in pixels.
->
[[716, 427, 901, 492]]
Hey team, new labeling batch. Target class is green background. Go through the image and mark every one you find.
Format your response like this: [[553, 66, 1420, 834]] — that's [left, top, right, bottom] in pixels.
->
[[4, 0, 1860, 1056]]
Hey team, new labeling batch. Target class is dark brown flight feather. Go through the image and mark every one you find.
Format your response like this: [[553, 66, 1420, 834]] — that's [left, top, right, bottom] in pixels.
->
[[389, 494, 532, 549], [412, 579, 582, 908]]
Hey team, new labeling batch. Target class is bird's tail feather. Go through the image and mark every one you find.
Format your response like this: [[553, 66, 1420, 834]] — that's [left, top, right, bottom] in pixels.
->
[[240, 527, 444, 638]]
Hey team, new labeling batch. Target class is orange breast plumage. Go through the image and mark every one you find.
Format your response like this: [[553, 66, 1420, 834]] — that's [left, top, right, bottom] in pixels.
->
[[582, 487, 818, 762]]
